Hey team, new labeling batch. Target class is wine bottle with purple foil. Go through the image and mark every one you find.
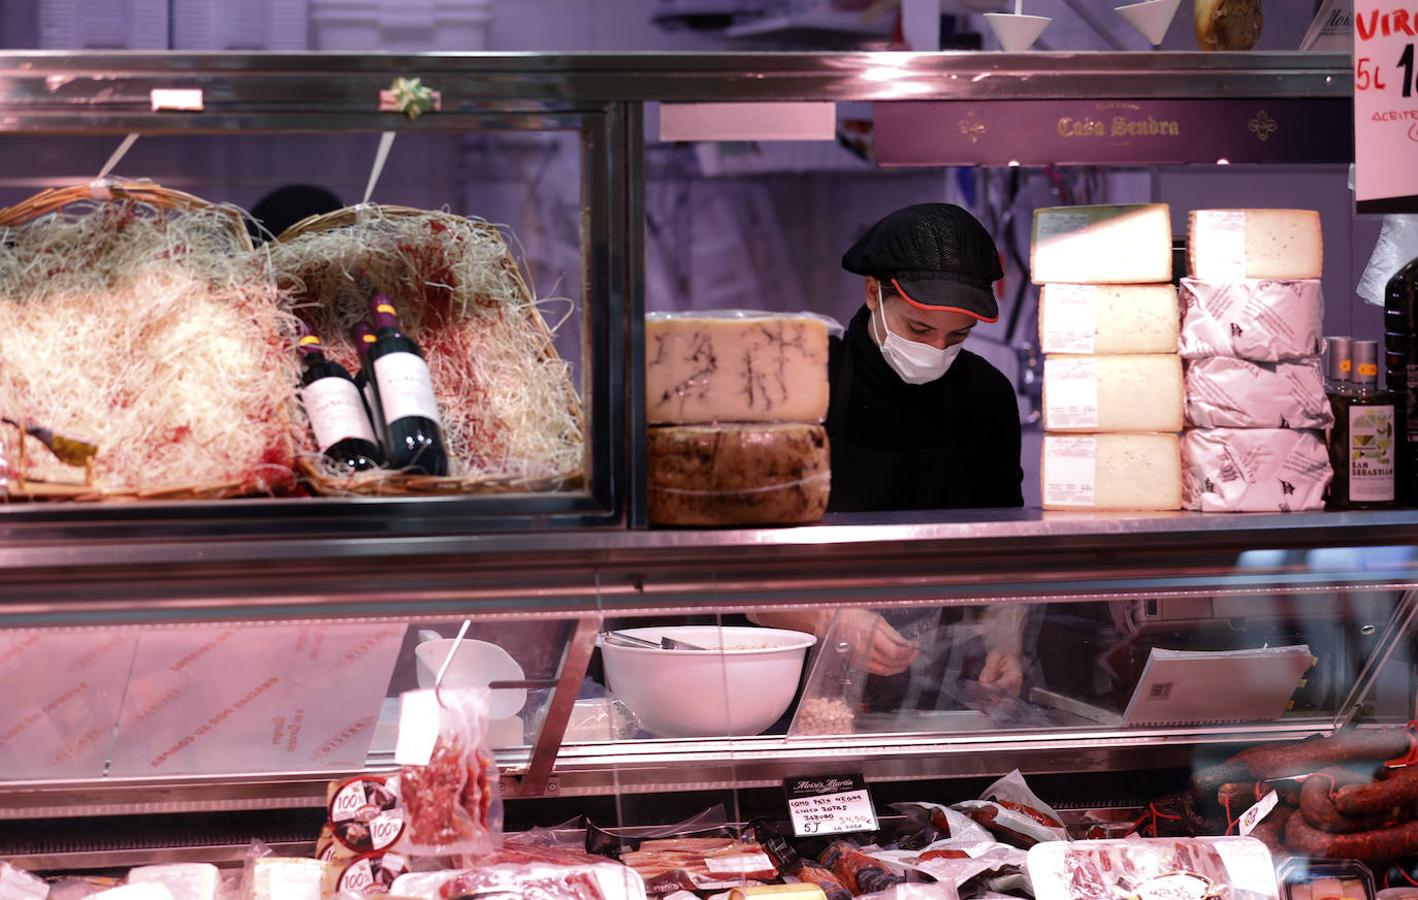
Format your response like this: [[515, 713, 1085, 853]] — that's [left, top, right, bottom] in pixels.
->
[[350, 321, 385, 452], [365, 295, 449, 476], [297, 329, 384, 473]]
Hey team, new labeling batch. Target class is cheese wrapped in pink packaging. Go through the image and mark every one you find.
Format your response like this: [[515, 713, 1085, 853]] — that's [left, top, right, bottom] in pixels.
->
[[1179, 278, 1324, 362], [1185, 358, 1333, 430], [1182, 428, 1332, 513]]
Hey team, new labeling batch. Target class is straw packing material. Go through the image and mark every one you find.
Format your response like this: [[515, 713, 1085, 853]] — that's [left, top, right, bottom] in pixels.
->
[[0, 199, 299, 496], [270, 208, 582, 488]]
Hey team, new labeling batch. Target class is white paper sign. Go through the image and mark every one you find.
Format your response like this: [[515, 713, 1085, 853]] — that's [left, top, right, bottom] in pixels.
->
[[108, 624, 404, 775], [1354, 4, 1418, 212], [784, 774, 879, 837], [1238, 790, 1280, 836]]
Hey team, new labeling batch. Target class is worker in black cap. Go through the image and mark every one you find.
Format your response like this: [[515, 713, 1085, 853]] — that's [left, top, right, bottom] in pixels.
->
[[753, 204, 1029, 709], [831, 202, 1023, 512]]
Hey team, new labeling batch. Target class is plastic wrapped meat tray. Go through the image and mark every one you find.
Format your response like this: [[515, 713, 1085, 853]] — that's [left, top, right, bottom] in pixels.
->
[[391, 845, 646, 900], [1028, 837, 1281, 900]]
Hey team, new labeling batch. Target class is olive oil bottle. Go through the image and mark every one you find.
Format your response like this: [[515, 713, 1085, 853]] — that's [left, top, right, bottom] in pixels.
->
[[1328, 340, 1397, 509]]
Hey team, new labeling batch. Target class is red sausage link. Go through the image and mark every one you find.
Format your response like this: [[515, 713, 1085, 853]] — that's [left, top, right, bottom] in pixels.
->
[[1335, 767, 1418, 816], [1284, 808, 1418, 864], [1300, 769, 1397, 833]]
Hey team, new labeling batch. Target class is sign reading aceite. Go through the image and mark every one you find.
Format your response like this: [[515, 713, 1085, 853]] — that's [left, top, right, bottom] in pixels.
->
[[1354, 3, 1418, 213]]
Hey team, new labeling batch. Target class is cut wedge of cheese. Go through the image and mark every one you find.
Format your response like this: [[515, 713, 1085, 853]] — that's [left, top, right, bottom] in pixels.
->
[[1187, 209, 1323, 281], [1182, 428, 1332, 512], [646, 312, 834, 425], [648, 423, 830, 526], [1038, 284, 1179, 355], [1031, 204, 1173, 285], [1042, 433, 1183, 510], [1044, 354, 1184, 433], [127, 867, 218, 900]]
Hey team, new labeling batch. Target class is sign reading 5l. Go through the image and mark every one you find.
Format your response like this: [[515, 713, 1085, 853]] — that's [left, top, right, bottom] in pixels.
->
[[1355, 5, 1418, 212]]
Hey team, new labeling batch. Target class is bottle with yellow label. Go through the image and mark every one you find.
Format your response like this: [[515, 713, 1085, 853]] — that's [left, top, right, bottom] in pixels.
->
[[1328, 340, 1397, 509]]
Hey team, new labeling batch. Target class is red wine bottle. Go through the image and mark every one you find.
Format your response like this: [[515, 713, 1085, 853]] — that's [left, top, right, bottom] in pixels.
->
[[365, 296, 449, 476], [298, 330, 384, 473], [350, 322, 385, 452]]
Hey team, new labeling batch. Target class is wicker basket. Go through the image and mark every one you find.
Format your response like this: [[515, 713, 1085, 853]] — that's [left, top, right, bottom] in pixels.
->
[[274, 204, 585, 497], [0, 180, 296, 502]]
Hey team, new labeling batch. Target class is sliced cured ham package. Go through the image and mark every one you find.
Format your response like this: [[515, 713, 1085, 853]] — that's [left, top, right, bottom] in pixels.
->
[[1027, 837, 1281, 900]]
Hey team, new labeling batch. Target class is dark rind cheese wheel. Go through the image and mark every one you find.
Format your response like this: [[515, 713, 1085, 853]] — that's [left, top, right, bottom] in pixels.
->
[[647, 423, 830, 527], [1195, 0, 1263, 50]]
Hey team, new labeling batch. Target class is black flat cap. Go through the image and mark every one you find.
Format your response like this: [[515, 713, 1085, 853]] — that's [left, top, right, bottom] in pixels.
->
[[842, 203, 1004, 323]]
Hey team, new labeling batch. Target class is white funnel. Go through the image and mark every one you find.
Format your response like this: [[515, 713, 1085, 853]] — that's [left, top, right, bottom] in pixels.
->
[[983, 13, 1052, 51], [1115, 0, 1182, 46]]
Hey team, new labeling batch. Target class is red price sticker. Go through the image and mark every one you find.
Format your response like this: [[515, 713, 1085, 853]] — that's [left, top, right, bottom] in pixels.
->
[[1355, 4, 1418, 212]]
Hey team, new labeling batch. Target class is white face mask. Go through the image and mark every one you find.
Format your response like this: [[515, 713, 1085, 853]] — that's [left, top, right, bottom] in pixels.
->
[[872, 284, 964, 385]]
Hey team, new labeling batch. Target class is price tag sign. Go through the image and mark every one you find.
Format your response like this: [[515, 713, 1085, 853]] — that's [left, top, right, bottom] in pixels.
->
[[1354, 4, 1418, 212], [1238, 790, 1279, 836], [784, 774, 879, 837]]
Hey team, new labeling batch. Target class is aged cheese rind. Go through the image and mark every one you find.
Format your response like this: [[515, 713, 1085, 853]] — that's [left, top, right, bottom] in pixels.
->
[[1182, 428, 1332, 512], [1187, 209, 1323, 280], [1030, 204, 1173, 285], [1043, 354, 1184, 433], [1179, 278, 1324, 362], [646, 314, 831, 425], [1041, 433, 1183, 511], [1185, 357, 1333, 430], [1039, 284, 1180, 355], [648, 423, 830, 526], [127, 866, 218, 900]]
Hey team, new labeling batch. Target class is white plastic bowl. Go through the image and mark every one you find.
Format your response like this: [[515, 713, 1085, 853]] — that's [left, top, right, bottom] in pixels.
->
[[597, 626, 816, 738], [415, 637, 527, 720]]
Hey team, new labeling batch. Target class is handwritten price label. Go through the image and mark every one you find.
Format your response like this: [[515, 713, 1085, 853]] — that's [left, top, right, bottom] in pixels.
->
[[783, 774, 879, 838], [1355, 5, 1418, 212]]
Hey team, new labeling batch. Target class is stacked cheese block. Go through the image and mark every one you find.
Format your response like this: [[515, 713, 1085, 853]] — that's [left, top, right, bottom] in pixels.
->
[[644, 311, 833, 526], [1032, 204, 1185, 511], [1180, 210, 1334, 512]]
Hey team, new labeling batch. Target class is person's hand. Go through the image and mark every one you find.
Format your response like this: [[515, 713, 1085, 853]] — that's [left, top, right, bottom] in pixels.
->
[[826, 609, 920, 677], [978, 649, 1024, 697]]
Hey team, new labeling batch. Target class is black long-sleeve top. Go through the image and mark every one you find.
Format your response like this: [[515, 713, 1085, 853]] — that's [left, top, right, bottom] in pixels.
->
[[826, 306, 1025, 513]]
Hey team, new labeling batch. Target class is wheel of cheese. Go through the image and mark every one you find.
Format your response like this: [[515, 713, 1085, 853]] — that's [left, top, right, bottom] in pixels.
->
[[1194, 0, 1262, 50], [647, 423, 830, 527]]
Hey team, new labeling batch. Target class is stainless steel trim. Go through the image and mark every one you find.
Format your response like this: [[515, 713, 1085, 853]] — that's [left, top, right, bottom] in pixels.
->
[[518, 616, 601, 795], [0, 54, 1352, 118], [1336, 588, 1418, 729]]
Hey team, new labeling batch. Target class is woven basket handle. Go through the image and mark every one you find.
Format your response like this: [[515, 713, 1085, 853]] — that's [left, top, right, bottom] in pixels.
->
[[0, 179, 253, 250]]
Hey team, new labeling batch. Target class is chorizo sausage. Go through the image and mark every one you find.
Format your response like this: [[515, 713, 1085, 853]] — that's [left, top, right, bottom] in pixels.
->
[[1194, 731, 1412, 802], [1335, 766, 1418, 817], [1299, 769, 1397, 833], [1249, 805, 1292, 857], [1284, 808, 1418, 864]]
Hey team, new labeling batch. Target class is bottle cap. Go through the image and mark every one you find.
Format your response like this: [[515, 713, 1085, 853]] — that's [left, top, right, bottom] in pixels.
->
[[297, 323, 324, 358], [369, 294, 399, 331], [1354, 339, 1380, 384], [1327, 336, 1354, 382], [351, 322, 377, 357]]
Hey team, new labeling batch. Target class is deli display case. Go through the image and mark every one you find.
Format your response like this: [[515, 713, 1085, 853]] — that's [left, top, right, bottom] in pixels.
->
[[2, 48, 1416, 898]]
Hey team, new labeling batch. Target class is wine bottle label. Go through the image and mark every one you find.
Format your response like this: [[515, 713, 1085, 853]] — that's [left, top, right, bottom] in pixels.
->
[[373, 351, 443, 426], [361, 382, 383, 434], [301, 377, 379, 452], [1406, 364, 1418, 443], [1349, 403, 1396, 502]]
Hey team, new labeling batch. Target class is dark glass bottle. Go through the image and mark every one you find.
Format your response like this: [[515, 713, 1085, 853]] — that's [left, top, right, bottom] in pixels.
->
[[350, 321, 385, 452], [1328, 340, 1397, 509], [1384, 255, 1418, 504], [364, 295, 449, 476], [297, 330, 384, 473]]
